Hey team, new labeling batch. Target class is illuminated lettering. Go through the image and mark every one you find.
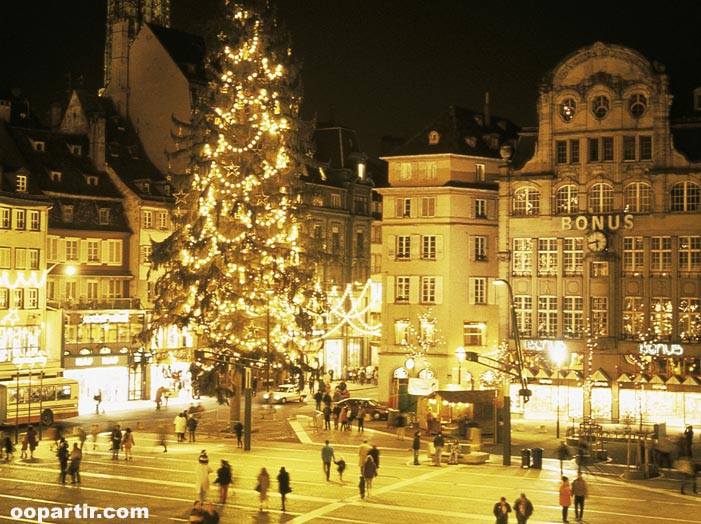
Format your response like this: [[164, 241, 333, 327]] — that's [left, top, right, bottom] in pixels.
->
[[561, 214, 634, 231], [101, 356, 119, 365], [75, 357, 94, 366], [82, 313, 130, 324], [638, 343, 684, 356]]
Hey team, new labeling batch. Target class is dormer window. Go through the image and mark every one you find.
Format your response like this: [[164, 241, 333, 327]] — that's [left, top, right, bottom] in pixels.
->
[[99, 208, 111, 225], [16, 175, 27, 192], [428, 130, 440, 145], [85, 175, 98, 186], [68, 144, 82, 156], [32, 140, 46, 152], [163, 185, 171, 196], [143, 182, 151, 193], [63, 205, 74, 222], [50, 171, 62, 182], [108, 142, 120, 157]]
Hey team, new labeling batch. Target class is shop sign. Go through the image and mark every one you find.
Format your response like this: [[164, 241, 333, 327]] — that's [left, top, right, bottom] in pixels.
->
[[639, 343, 683, 356], [1, 348, 47, 366], [82, 313, 130, 324], [523, 340, 567, 353], [561, 213, 634, 231], [69, 355, 128, 367], [590, 380, 609, 387]]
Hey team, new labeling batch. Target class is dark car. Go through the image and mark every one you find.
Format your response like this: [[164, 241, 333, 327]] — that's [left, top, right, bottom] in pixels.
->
[[336, 398, 390, 420]]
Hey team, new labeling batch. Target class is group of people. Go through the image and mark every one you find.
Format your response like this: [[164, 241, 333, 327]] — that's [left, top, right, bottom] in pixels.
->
[[173, 404, 205, 443], [320, 438, 380, 498], [108, 424, 136, 460], [492, 473, 588, 524]]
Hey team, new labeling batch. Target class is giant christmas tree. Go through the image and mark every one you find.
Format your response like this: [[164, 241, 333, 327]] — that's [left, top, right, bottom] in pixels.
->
[[144, 1, 325, 407]]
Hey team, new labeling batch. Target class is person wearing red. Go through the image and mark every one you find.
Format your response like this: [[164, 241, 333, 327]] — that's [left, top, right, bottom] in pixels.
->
[[559, 475, 573, 523]]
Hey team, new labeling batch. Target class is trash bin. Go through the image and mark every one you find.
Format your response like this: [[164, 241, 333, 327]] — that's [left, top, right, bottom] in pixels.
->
[[531, 447, 544, 469], [521, 448, 531, 468], [386, 408, 399, 428]]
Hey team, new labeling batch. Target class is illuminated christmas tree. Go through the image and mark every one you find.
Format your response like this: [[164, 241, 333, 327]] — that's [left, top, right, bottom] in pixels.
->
[[144, 1, 325, 403]]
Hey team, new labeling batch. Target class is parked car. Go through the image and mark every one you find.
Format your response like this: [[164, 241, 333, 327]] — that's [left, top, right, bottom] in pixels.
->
[[263, 384, 306, 404], [336, 397, 390, 420]]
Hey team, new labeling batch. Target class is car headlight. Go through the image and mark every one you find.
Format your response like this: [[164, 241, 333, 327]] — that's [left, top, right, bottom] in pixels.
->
[[274, 394, 282, 401], [263, 393, 270, 400]]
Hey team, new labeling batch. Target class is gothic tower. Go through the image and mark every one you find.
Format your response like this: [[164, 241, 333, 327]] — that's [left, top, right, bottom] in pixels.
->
[[103, 0, 170, 88]]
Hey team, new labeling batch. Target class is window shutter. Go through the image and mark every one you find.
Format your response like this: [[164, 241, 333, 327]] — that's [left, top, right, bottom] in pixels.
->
[[468, 278, 476, 305], [395, 198, 403, 218], [58, 238, 66, 261], [386, 276, 395, 303], [435, 277, 443, 304], [469, 236, 476, 261], [409, 276, 420, 304], [487, 278, 498, 305], [80, 240, 88, 263], [102, 240, 110, 263], [410, 234, 420, 259], [387, 235, 396, 258]]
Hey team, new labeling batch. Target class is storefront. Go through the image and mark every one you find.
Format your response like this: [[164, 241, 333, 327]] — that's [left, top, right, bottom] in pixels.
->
[[63, 353, 130, 413]]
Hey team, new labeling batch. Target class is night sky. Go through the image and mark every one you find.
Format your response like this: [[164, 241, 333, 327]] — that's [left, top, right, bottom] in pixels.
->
[[2, 1, 700, 157]]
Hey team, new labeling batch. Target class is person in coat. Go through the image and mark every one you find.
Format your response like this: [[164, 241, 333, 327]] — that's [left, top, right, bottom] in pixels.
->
[[57, 438, 70, 484], [214, 460, 232, 504], [187, 415, 199, 442], [321, 440, 335, 481], [361, 455, 377, 497], [277, 466, 291, 512], [68, 443, 82, 484], [559, 475, 573, 523], [433, 431, 445, 466], [335, 456, 346, 481], [513, 493, 534, 524], [493, 496, 512, 524], [556, 441, 571, 475], [174, 412, 187, 443], [195, 450, 212, 502], [110, 424, 122, 460], [571, 472, 588, 519], [233, 422, 243, 448], [412, 431, 422, 465], [256, 467, 271, 512], [25, 425, 38, 459], [121, 427, 135, 460]]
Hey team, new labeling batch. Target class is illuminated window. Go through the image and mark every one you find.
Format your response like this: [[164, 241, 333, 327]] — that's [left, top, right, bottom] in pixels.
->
[[421, 235, 436, 260], [538, 238, 558, 276], [589, 183, 613, 213], [397, 235, 411, 259], [623, 297, 645, 339], [591, 261, 609, 277], [515, 295, 532, 337], [563, 237, 583, 275], [330, 193, 342, 208], [331, 228, 340, 254], [513, 187, 540, 216], [394, 318, 411, 345], [474, 236, 487, 261], [591, 297, 608, 336], [87, 281, 98, 300], [0, 208, 9, 228], [623, 237, 644, 273], [475, 163, 486, 181], [559, 98, 576, 122], [65, 239, 79, 261], [420, 277, 436, 304], [537, 296, 558, 338], [418, 161, 436, 180], [0, 288, 7, 309], [143, 210, 153, 229], [28, 210, 40, 230], [15, 209, 26, 230], [396, 276, 410, 303], [158, 211, 168, 230], [679, 298, 701, 342], [399, 162, 412, 180], [671, 182, 700, 212], [355, 230, 364, 253], [25, 288, 38, 309], [679, 236, 701, 273], [475, 198, 487, 218], [624, 182, 652, 213], [63, 205, 74, 223], [470, 277, 486, 305], [15, 248, 26, 269], [463, 321, 485, 346], [87, 240, 100, 263], [650, 236, 672, 273], [28, 249, 39, 270], [13, 289, 23, 308], [106, 239, 123, 264], [563, 296, 583, 338], [16, 175, 27, 192], [650, 298, 673, 339], [512, 238, 533, 276]]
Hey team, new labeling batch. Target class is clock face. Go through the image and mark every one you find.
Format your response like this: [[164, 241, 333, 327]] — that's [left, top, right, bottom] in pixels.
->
[[587, 231, 607, 252]]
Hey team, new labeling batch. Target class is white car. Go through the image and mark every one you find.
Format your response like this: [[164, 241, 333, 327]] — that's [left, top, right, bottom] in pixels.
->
[[263, 384, 306, 404]]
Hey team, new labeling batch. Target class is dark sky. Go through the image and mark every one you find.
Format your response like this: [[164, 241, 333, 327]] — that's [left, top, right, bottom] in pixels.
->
[[2, 1, 701, 157]]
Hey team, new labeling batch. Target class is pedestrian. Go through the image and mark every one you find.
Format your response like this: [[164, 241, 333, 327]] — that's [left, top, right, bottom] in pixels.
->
[[362, 454, 377, 497], [57, 438, 69, 484], [155, 386, 164, 410], [513, 493, 534, 524], [683, 425, 694, 457], [323, 404, 332, 430], [3, 434, 14, 461], [25, 425, 38, 459], [556, 441, 571, 475], [321, 440, 335, 481], [277, 466, 291, 512], [357, 404, 366, 433], [187, 414, 199, 442], [339, 406, 349, 431], [121, 427, 135, 460], [412, 430, 421, 465], [396, 412, 407, 440], [677, 455, 697, 494], [448, 438, 461, 464], [110, 424, 122, 460], [336, 456, 346, 481], [493, 496, 512, 524], [157, 422, 168, 452], [189, 500, 204, 523], [559, 475, 573, 523], [576, 440, 587, 472], [314, 390, 323, 411], [201, 503, 219, 524], [233, 421, 243, 448], [91, 424, 100, 450], [214, 460, 232, 504], [433, 431, 445, 466], [174, 411, 187, 442], [358, 438, 372, 472], [571, 471, 588, 520], [77, 427, 87, 451], [195, 450, 212, 502], [368, 444, 380, 472], [358, 475, 366, 499], [68, 442, 82, 484], [255, 466, 271, 512], [94, 391, 102, 414]]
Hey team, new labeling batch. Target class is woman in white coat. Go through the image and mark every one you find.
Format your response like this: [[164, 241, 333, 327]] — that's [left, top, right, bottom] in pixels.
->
[[195, 450, 212, 502]]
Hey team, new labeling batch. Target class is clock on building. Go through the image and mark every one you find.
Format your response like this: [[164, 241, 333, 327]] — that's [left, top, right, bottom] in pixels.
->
[[587, 231, 607, 252]]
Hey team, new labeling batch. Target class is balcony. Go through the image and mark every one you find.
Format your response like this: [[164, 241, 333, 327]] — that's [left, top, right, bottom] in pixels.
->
[[48, 298, 143, 310]]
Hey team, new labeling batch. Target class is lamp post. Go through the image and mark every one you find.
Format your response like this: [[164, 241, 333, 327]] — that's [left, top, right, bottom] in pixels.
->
[[455, 346, 466, 385]]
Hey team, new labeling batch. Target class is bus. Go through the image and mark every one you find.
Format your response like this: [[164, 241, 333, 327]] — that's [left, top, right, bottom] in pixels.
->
[[0, 377, 80, 426]]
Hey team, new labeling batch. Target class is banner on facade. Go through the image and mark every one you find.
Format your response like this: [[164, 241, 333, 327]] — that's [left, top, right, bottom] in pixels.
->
[[408, 377, 439, 396]]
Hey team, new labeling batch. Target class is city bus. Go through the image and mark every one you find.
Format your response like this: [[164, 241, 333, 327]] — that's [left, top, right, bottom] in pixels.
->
[[0, 377, 80, 426]]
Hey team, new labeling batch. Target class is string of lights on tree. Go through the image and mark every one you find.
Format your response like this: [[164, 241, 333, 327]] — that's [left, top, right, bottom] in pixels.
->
[[142, 2, 326, 399]]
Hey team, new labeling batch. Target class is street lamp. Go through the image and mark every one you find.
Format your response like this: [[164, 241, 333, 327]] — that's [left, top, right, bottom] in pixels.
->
[[550, 344, 567, 439], [455, 346, 466, 385]]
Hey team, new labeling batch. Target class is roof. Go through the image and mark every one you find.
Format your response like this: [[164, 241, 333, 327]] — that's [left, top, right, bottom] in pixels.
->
[[384, 106, 520, 158]]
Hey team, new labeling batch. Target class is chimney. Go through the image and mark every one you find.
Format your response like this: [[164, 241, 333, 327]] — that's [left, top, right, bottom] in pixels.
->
[[484, 91, 491, 128]]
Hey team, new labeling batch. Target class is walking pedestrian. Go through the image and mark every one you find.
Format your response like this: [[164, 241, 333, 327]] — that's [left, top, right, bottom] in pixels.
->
[[323, 404, 332, 430], [493, 496, 512, 524], [678, 455, 698, 494], [25, 425, 38, 459], [68, 443, 82, 484], [214, 460, 232, 504], [513, 493, 534, 524], [314, 390, 323, 411], [91, 424, 100, 450], [683, 425, 694, 457], [174, 411, 187, 442], [233, 421, 243, 448], [255, 467, 271, 512], [339, 406, 349, 431], [556, 441, 571, 475], [201, 503, 219, 524], [396, 412, 407, 440], [559, 475, 573, 523], [358, 438, 372, 472], [77, 427, 87, 451], [368, 444, 380, 472], [110, 424, 122, 460], [195, 450, 212, 502], [433, 431, 445, 466], [321, 440, 335, 481], [57, 438, 69, 484], [277, 466, 291, 512], [336, 456, 346, 481], [121, 427, 135, 460], [571, 471, 588, 520], [357, 404, 366, 433], [362, 455, 377, 497], [2, 434, 13, 461], [412, 430, 421, 465], [157, 422, 168, 452], [187, 414, 199, 442]]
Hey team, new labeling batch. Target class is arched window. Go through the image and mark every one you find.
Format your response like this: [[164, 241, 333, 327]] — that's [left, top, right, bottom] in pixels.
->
[[624, 182, 653, 213], [555, 185, 579, 214], [628, 94, 647, 118], [589, 183, 614, 213], [559, 98, 577, 122], [671, 181, 701, 212], [513, 187, 540, 216], [591, 95, 610, 120]]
